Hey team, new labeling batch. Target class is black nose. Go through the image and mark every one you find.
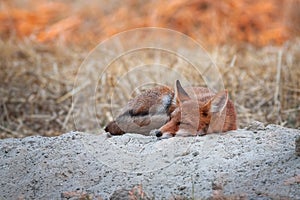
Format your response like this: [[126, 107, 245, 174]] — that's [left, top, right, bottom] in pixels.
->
[[155, 130, 162, 137]]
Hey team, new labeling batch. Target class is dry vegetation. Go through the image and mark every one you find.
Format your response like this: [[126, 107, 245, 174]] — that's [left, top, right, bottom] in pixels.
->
[[0, 0, 296, 47], [0, 0, 299, 138]]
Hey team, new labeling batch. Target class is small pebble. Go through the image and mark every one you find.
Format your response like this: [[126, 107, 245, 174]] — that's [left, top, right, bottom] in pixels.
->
[[192, 151, 199, 157], [177, 185, 186, 191]]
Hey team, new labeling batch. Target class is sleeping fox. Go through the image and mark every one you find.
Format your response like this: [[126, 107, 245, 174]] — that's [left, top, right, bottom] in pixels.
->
[[105, 80, 237, 138]]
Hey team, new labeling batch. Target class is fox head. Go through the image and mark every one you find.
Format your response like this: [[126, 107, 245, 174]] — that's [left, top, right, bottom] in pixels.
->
[[154, 80, 228, 138]]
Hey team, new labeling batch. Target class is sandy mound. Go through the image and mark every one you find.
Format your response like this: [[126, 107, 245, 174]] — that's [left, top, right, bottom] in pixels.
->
[[0, 122, 299, 199]]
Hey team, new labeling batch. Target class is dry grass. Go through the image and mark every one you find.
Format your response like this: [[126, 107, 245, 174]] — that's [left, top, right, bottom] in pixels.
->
[[0, 40, 83, 138], [212, 41, 300, 128], [0, 38, 299, 139], [1, 0, 300, 138]]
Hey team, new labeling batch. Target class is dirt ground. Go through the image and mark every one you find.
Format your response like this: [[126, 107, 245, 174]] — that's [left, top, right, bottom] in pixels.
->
[[0, 122, 299, 199]]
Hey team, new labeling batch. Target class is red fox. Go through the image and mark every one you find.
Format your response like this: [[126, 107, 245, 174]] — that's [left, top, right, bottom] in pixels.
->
[[105, 80, 237, 138]]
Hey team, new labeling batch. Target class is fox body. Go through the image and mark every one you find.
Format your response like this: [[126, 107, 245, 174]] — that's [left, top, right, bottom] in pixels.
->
[[105, 80, 237, 138], [105, 86, 176, 135]]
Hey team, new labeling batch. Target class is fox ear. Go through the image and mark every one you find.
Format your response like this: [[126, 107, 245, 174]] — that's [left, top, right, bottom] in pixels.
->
[[175, 80, 190, 104], [204, 90, 228, 113]]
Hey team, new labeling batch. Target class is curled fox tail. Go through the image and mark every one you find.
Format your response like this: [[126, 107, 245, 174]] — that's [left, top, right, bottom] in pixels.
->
[[104, 86, 175, 135]]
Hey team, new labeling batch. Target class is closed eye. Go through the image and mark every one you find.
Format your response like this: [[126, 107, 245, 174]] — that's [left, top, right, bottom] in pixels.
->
[[128, 109, 149, 116]]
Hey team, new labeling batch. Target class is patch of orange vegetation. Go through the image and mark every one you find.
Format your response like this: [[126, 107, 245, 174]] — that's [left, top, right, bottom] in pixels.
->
[[37, 16, 81, 42], [0, 0, 295, 46]]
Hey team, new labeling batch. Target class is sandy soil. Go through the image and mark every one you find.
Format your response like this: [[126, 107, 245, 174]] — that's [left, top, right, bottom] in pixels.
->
[[0, 122, 299, 199]]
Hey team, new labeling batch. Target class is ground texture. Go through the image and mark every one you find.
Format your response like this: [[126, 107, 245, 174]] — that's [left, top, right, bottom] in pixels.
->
[[0, 122, 299, 199]]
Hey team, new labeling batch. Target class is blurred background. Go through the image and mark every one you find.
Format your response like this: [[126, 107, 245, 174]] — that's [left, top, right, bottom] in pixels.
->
[[0, 0, 299, 138]]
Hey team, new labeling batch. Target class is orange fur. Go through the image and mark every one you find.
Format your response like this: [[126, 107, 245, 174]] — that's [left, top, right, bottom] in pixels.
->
[[105, 86, 175, 135], [156, 81, 237, 138]]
